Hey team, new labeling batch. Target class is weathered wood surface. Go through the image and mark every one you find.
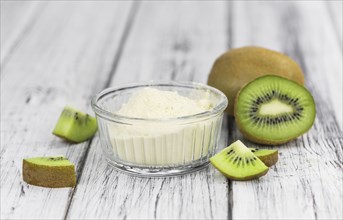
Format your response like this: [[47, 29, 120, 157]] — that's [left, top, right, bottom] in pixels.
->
[[1, 1, 342, 219], [230, 1, 343, 219], [66, 2, 229, 219], [0, 1, 42, 64], [1, 1, 134, 219], [327, 0, 343, 50]]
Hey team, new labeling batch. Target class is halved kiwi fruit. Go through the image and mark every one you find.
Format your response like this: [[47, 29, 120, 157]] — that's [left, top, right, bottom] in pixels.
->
[[235, 75, 316, 145], [52, 106, 98, 143], [210, 140, 269, 181], [23, 156, 76, 188], [208, 46, 305, 115], [249, 148, 278, 167]]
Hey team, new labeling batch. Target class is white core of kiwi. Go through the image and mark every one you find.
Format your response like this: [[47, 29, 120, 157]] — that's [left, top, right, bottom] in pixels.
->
[[259, 99, 293, 116]]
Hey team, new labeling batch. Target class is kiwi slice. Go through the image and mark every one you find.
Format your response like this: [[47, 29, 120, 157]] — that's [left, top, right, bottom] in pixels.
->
[[52, 106, 98, 143], [208, 46, 305, 115], [249, 148, 278, 167], [22, 156, 76, 188], [235, 75, 316, 145], [210, 140, 269, 181]]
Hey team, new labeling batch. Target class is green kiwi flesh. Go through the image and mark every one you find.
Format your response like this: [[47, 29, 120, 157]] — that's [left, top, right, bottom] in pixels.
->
[[207, 46, 305, 115], [23, 156, 76, 188], [249, 148, 278, 167], [52, 106, 98, 143], [210, 140, 269, 181], [235, 75, 316, 145]]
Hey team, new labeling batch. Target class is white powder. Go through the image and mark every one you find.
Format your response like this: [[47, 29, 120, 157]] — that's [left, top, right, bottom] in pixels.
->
[[117, 87, 213, 118], [107, 87, 222, 166]]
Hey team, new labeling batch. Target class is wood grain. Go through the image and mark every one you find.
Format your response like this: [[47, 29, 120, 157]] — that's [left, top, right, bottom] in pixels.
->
[[0, 1, 45, 66], [230, 1, 342, 219], [66, 2, 229, 219], [1, 1, 342, 219], [326, 0, 343, 49], [1, 2, 133, 219]]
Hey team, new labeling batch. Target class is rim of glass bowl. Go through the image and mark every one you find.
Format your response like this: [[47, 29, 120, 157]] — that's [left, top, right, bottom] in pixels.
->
[[91, 81, 228, 124]]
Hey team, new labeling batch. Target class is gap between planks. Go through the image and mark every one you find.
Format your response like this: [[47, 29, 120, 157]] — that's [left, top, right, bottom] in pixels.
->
[[230, 1, 342, 219], [65, 2, 229, 219], [62, 2, 141, 219], [1, 2, 136, 219], [226, 1, 234, 219]]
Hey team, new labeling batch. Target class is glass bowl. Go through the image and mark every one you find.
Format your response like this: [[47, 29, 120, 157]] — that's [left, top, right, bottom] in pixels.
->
[[91, 81, 228, 177]]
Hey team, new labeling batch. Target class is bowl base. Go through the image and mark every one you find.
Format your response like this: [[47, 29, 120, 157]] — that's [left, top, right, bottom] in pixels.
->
[[105, 158, 210, 177]]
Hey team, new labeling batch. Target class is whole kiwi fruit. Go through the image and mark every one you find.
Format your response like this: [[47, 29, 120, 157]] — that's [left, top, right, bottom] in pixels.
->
[[207, 46, 305, 115]]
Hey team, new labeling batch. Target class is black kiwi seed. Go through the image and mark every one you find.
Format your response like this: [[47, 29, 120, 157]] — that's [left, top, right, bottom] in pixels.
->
[[49, 157, 64, 161], [297, 107, 304, 111], [227, 149, 234, 155]]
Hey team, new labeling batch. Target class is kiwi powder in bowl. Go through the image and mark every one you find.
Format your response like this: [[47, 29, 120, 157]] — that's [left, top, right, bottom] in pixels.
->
[[91, 81, 228, 177]]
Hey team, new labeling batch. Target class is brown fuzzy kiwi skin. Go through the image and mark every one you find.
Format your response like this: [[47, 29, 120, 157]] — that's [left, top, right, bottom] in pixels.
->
[[256, 151, 279, 167], [233, 76, 315, 145], [207, 46, 305, 115], [23, 159, 76, 188], [211, 159, 269, 181]]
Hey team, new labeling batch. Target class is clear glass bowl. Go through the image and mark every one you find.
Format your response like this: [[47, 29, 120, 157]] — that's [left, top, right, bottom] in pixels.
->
[[91, 81, 228, 177]]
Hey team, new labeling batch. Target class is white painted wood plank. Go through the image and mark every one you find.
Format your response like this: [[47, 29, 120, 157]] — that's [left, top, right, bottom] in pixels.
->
[[231, 1, 342, 219], [0, 1, 44, 64], [1, 2, 133, 219], [293, 1, 342, 130], [66, 2, 229, 219], [326, 0, 343, 48]]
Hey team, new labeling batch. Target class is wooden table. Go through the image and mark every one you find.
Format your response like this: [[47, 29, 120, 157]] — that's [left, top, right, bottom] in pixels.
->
[[1, 1, 342, 219]]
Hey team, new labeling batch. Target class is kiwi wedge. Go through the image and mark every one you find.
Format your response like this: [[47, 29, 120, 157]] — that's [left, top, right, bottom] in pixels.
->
[[235, 75, 316, 145], [208, 46, 305, 115], [52, 106, 98, 143], [23, 156, 76, 188], [249, 148, 278, 167], [210, 140, 269, 181]]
